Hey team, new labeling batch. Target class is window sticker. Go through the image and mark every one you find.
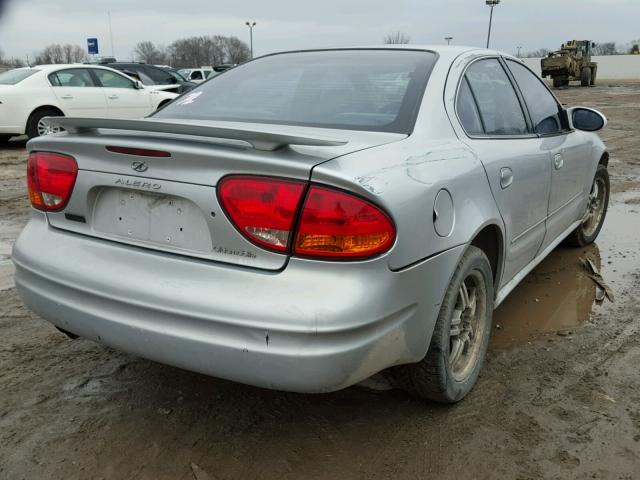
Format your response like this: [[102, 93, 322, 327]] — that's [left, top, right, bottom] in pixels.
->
[[176, 91, 203, 106]]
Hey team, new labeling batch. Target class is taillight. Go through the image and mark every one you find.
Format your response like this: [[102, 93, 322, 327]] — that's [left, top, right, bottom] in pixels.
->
[[27, 152, 78, 212], [218, 176, 306, 252], [218, 175, 396, 260], [294, 186, 395, 259]]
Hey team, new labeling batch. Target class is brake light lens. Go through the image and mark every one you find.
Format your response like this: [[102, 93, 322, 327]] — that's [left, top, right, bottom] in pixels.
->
[[294, 186, 395, 259], [218, 176, 306, 252], [27, 152, 78, 212], [106, 146, 171, 157]]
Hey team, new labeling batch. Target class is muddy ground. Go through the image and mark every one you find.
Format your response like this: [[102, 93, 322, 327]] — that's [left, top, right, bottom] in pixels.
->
[[1, 83, 640, 480]]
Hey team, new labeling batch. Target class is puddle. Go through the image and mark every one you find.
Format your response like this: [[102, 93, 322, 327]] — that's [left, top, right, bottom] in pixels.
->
[[491, 196, 639, 349]]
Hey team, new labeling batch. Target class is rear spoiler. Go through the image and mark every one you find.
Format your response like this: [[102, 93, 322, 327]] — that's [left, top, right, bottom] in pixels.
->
[[43, 117, 348, 152]]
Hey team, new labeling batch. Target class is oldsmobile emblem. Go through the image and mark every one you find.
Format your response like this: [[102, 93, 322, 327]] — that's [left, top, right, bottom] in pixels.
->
[[131, 161, 149, 172]]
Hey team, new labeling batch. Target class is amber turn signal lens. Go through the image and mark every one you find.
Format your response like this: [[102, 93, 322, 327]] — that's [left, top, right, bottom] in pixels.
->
[[294, 186, 395, 259]]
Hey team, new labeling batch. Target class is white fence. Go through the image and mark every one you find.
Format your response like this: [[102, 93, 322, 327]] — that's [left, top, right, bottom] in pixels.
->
[[522, 55, 640, 80]]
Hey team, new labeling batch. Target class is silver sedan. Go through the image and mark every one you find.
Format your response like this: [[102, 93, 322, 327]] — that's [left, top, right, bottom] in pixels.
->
[[13, 46, 609, 402]]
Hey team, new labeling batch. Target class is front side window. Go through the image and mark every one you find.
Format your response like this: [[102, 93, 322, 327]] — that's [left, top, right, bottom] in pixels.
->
[[49, 69, 96, 87], [155, 49, 437, 134], [506, 60, 563, 135], [464, 58, 528, 136], [93, 69, 135, 89]]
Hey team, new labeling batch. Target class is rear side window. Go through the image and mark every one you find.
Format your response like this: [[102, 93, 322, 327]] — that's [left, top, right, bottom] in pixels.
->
[[464, 59, 528, 136], [456, 78, 484, 135], [506, 60, 563, 135], [155, 50, 437, 134], [49, 69, 96, 87], [0, 69, 39, 85], [190, 71, 204, 80], [94, 69, 135, 89]]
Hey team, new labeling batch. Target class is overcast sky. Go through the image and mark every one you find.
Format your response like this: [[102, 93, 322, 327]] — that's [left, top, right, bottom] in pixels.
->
[[0, 0, 638, 61]]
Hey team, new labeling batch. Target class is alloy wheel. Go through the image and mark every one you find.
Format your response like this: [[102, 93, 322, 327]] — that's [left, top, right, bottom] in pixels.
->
[[449, 270, 488, 382], [582, 175, 607, 237]]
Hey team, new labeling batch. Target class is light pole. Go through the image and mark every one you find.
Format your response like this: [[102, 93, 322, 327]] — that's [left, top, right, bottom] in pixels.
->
[[245, 21, 256, 59], [108, 11, 115, 57], [517, 46, 523, 58], [486, 0, 500, 49], [445, 37, 453, 45]]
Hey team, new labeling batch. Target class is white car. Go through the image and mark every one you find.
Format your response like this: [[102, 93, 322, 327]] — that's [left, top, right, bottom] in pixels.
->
[[0, 64, 178, 141], [177, 67, 214, 83]]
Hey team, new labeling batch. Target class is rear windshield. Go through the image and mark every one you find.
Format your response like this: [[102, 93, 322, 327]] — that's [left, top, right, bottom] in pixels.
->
[[154, 50, 437, 134], [0, 69, 39, 85]]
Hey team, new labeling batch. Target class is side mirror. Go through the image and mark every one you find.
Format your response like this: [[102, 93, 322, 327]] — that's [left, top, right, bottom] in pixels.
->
[[133, 80, 145, 90], [568, 107, 607, 132]]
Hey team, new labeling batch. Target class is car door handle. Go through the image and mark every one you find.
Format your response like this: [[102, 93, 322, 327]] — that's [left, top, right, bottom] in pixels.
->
[[554, 153, 564, 170], [500, 167, 514, 189], [108, 95, 119, 100], [60, 94, 73, 99]]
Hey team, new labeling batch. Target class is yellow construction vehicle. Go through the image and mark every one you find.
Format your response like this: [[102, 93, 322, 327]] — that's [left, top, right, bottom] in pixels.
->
[[541, 40, 598, 88]]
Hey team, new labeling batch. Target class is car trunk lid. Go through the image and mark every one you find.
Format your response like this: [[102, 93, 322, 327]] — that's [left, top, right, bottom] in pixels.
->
[[28, 118, 404, 270]]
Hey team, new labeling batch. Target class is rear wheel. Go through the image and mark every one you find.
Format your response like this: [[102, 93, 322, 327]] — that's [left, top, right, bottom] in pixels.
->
[[394, 246, 494, 403], [565, 165, 609, 247], [581, 67, 592, 87], [26, 109, 63, 139], [590, 67, 597, 86], [0, 134, 12, 144]]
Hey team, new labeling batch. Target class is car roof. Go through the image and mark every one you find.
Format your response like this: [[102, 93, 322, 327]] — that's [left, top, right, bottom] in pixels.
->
[[259, 45, 516, 62], [21, 64, 131, 73]]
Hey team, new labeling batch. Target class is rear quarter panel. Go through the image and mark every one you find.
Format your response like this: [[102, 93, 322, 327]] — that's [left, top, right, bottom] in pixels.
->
[[311, 136, 504, 271]]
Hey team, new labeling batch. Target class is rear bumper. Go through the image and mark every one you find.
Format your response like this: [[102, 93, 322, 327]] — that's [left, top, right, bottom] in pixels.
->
[[13, 213, 464, 393]]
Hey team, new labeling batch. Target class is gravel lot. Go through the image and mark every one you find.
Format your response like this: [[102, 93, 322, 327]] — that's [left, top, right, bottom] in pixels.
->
[[1, 83, 640, 480]]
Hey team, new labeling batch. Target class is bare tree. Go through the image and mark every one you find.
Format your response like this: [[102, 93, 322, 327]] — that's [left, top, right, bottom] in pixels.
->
[[166, 35, 250, 68], [220, 36, 250, 64], [34, 43, 85, 64], [384, 32, 411, 45], [62, 44, 86, 63], [134, 41, 168, 64], [0, 49, 24, 68]]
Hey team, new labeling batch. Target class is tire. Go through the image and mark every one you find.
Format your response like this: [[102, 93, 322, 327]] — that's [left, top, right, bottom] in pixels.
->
[[394, 246, 494, 403], [26, 109, 63, 139], [581, 67, 592, 87], [565, 165, 610, 247], [591, 68, 597, 86], [0, 134, 12, 144], [553, 77, 568, 88]]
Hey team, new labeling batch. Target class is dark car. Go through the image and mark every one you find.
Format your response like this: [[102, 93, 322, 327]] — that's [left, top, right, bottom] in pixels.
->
[[105, 62, 196, 94]]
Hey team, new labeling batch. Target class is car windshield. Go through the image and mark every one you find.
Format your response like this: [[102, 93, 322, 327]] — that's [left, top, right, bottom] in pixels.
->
[[155, 50, 437, 134], [0, 68, 39, 85], [166, 69, 187, 82]]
